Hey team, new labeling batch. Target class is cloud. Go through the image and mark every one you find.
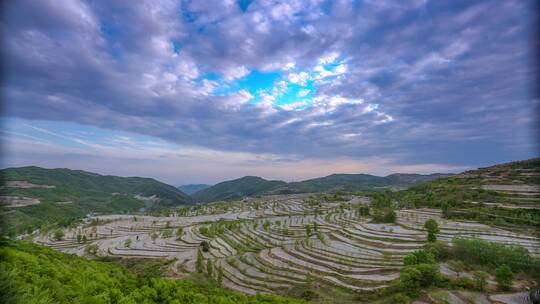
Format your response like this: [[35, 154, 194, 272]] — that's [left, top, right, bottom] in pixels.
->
[[1, 0, 537, 176]]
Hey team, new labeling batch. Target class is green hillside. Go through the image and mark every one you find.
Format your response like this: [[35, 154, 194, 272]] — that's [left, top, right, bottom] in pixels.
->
[[0, 167, 191, 235], [279, 173, 451, 193], [0, 239, 305, 304], [178, 184, 212, 195], [192, 173, 451, 203], [398, 157, 540, 229], [192, 176, 287, 202]]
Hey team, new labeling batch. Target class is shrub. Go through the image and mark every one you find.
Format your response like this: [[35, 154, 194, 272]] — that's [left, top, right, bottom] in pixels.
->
[[53, 229, 64, 241], [372, 208, 396, 223], [357, 205, 370, 216], [196, 249, 204, 273], [424, 241, 450, 261], [495, 265, 513, 291], [399, 266, 422, 297], [452, 238, 532, 273], [399, 263, 440, 297], [415, 263, 440, 287], [423, 219, 439, 242], [207, 259, 213, 278], [451, 277, 475, 289], [403, 253, 417, 266], [409, 249, 435, 265], [473, 271, 489, 291], [200, 241, 209, 252]]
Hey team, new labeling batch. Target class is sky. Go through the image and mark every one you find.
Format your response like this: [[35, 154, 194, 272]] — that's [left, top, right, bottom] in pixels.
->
[[1, 0, 538, 185]]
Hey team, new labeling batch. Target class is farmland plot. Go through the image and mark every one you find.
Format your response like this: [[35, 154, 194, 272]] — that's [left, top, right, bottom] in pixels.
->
[[33, 193, 540, 297]]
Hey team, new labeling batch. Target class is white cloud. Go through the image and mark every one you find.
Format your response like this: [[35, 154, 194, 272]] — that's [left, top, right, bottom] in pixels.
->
[[318, 52, 340, 65], [223, 65, 249, 81], [287, 71, 310, 86], [297, 89, 310, 97]]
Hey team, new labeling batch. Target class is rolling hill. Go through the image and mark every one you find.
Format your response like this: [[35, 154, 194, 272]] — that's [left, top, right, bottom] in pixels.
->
[[0, 166, 191, 235], [191, 176, 286, 203], [178, 184, 212, 195], [398, 157, 540, 229], [191, 173, 452, 202], [278, 173, 453, 193]]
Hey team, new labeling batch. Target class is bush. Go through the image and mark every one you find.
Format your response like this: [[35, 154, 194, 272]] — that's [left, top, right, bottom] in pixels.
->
[[451, 277, 475, 289], [400, 266, 422, 297], [424, 241, 450, 261], [53, 229, 64, 241], [200, 240, 209, 252], [372, 208, 396, 223], [403, 253, 417, 266], [399, 264, 440, 297], [495, 265, 513, 291], [423, 219, 439, 242], [415, 263, 440, 287], [473, 271, 489, 291], [405, 249, 435, 265], [452, 238, 532, 273], [357, 205, 370, 216]]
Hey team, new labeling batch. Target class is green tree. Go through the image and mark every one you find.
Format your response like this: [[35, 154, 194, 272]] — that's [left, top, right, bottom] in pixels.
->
[[53, 229, 64, 241], [424, 219, 439, 242], [495, 265, 513, 291], [400, 266, 422, 297], [207, 259, 213, 278], [200, 241, 209, 252], [473, 271, 489, 291], [76, 234, 82, 243], [196, 249, 204, 273], [403, 253, 417, 266], [176, 227, 184, 239], [305, 224, 312, 236], [124, 238, 132, 248], [217, 266, 224, 286]]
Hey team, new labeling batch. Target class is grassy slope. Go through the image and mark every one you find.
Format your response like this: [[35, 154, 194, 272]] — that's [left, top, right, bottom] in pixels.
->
[[0, 239, 306, 304], [0, 167, 191, 235]]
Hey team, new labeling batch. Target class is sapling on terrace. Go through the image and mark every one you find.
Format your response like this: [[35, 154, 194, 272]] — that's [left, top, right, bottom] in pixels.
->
[[424, 219, 439, 242]]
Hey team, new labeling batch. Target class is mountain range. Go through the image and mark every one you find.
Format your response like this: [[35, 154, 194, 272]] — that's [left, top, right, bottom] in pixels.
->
[[190, 172, 453, 202]]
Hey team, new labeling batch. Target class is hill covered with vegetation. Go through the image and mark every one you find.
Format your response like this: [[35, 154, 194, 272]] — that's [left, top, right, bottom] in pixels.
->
[[0, 238, 305, 304], [191, 173, 451, 203], [192, 176, 286, 203], [397, 157, 540, 230], [178, 184, 212, 195], [0, 167, 191, 236], [280, 173, 452, 193]]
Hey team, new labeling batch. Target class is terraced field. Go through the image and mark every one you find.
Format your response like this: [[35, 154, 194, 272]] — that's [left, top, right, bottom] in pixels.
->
[[33, 193, 540, 298]]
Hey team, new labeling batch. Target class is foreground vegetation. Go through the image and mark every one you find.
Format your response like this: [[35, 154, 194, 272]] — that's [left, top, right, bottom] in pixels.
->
[[0, 239, 305, 304]]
